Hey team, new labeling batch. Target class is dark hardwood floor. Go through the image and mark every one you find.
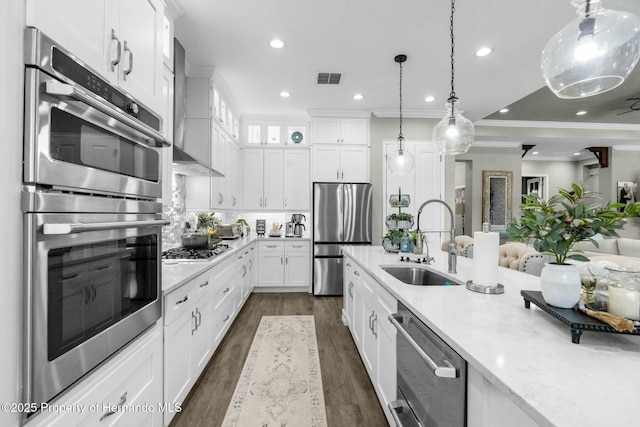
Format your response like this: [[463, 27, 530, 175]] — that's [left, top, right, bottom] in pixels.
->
[[169, 293, 389, 427]]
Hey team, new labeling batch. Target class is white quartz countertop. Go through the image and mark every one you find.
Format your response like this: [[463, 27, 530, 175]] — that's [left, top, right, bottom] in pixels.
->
[[342, 245, 640, 427], [161, 235, 310, 294]]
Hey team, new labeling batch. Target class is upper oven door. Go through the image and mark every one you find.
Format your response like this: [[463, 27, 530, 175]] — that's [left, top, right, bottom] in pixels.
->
[[24, 68, 163, 199]]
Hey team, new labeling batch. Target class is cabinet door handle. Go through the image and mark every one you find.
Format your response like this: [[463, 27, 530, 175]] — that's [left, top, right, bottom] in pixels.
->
[[264, 197, 267, 207], [285, 256, 288, 265], [100, 392, 127, 421], [354, 271, 360, 276], [265, 245, 278, 248], [123, 41, 133, 80], [346, 262, 352, 267], [223, 287, 230, 293], [284, 198, 287, 207], [176, 295, 189, 305], [248, 260, 253, 269], [259, 197, 263, 207], [342, 169, 344, 180], [242, 265, 247, 277], [110, 29, 122, 71], [91, 284, 97, 302], [368, 312, 374, 331], [199, 280, 210, 288], [191, 312, 198, 335], [372, 314, 378, 338], [281, 256, 283, 264], [84, 286, 91, 305], [233, 196, 237, 206], [223, 314, 230, 322], [348, 282, 353, 298], [336, 169, 340, 180], [196, 308, 202, 329]]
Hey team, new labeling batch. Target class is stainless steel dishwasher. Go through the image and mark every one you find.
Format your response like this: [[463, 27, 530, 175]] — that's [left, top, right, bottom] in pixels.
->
[[388, 301, 467, 427]]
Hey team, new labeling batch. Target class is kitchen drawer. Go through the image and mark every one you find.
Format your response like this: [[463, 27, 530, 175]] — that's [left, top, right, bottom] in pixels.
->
[[164, 280, 195, 325], [212, 293, 237, 346], [285, 240, 310, 252], [377, 283, 396, 315], [259, 241, 285, 252], [211, 259, 237, 310], [29, 326, 162, 427]]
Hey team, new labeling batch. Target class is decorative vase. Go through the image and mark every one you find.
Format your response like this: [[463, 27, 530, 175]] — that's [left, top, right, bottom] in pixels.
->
[[540, 263, 581, 308]]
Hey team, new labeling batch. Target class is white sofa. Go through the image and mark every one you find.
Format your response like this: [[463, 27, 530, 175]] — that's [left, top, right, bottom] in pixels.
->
[[572, 238, 640, 269]]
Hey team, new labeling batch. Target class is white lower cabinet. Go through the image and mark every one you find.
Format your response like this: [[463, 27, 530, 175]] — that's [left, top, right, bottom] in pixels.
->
[[257, 240, 310, 288], [236, 243, 256, 307], [467, 365, 539, 427], [163, 255, 238, 426], [28, 324, 163, 427], [343, 255, 397, 425]]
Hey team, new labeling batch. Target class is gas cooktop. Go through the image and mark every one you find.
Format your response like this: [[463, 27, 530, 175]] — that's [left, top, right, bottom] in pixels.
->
[[162, 244, 229, 262]]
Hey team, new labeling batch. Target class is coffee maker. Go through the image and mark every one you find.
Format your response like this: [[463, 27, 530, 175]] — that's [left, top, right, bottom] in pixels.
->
[[291, 214, 306, 237]]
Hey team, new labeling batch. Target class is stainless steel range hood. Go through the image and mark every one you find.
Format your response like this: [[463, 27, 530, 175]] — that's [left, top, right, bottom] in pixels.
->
[[172, 146, 224, 177], [172, 39, 224, 178]]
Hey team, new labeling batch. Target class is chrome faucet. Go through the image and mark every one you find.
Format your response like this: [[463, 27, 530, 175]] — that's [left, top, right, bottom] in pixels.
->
[[416, 199, 458, 274]]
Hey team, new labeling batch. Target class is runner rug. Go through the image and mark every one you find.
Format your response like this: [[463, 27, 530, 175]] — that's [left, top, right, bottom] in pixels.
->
[[221, 315, 328, 427]]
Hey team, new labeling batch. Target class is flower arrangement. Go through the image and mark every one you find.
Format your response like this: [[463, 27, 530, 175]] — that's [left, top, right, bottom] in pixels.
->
[[196, 212, 221, 231], [506, 183, 637, 265]]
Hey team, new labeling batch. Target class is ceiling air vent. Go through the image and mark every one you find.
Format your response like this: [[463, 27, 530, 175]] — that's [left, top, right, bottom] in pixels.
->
[[317, 73, 342, 84]]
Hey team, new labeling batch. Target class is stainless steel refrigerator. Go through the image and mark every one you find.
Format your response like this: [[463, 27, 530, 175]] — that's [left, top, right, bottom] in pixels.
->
[[313, 182, 372, 295]]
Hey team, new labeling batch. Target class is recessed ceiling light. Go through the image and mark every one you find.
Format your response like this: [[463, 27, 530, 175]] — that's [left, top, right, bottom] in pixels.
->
[[573, 152, 581, 156], [499, 108, 509, 113], [475, 47, 493, 57], [576, 110, 587, 116], [532, 151, 539, 155], [424, 95, 436, 102], [269, 39, 285, 49], [353, 94, 364, 100], [280, 91, 290, 98]]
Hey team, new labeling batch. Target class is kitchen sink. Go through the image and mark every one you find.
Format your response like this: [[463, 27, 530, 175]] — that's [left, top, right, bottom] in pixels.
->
[[381, 266, 460, 286]]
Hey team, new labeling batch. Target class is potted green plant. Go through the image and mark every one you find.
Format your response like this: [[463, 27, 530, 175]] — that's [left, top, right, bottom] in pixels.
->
[[506, 183, 631, 308]]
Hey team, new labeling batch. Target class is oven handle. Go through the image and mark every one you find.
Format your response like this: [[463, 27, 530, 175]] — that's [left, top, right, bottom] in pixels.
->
[[388, 313, 458, 379], [388, 400, 422, 427], [45, 80, 170, 147], [43, 219, 170, 235]]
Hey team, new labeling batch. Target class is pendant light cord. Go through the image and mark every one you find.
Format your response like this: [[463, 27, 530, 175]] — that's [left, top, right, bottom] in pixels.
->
[[399, 59, 403, 140], [449, 0, 458, 118]]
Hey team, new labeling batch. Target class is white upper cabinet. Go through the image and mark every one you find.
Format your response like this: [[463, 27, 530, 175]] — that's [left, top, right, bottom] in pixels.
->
[[243, 119, 309, 147], [27, 0, 165, 113], [311, 118, 369, 145], [242, 149, 286, 210], [312, 146, 369, 183], [283, 150, 310, 210], [245, 121, 284, 146]]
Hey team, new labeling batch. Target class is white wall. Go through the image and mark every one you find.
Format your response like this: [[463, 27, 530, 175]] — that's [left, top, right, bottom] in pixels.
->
[[1, 3, 25, 426], [521, 160, 581, 197]]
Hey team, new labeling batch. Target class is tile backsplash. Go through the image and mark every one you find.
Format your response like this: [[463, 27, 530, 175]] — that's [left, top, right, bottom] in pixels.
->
[[162, 173, 310, 249]]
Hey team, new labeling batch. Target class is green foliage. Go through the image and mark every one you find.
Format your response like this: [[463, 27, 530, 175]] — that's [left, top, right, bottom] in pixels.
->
[[196, 212, 221, 230], [389, 212, 413, 221], [506, 183, 637, 265], [383, 229, 405, 245]]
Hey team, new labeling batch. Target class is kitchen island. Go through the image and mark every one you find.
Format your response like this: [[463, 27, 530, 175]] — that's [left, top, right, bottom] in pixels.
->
[[342, 245, 640, 427]]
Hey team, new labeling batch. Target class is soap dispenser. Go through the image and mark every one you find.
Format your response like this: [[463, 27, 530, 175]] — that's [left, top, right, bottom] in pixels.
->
[[400, 230, 412, 253]]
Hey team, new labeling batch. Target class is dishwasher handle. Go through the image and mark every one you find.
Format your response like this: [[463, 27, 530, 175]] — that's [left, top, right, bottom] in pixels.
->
[[388, 313, 458, 379], [388, 400, 422, 427]]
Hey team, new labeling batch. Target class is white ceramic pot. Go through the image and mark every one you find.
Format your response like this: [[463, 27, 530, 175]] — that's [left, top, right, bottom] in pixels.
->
[[540, 263, 582, 308]]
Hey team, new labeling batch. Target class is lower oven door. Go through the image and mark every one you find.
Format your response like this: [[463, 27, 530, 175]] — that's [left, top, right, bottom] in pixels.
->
[[24, 210, 165, 406], [391, 303, 467, 427]]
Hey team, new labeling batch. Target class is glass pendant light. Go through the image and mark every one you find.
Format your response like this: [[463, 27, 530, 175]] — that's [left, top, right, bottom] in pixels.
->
[[433, 0, 474, 156], [541, 0, 640, 99], [388, 54, 414, 174]]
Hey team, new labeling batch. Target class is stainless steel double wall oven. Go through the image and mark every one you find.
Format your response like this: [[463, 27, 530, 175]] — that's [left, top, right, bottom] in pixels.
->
[[22, 28, 169, 410]]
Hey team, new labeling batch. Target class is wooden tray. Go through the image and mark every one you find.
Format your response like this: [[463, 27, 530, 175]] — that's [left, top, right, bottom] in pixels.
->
[[521, 290, 640, 344]]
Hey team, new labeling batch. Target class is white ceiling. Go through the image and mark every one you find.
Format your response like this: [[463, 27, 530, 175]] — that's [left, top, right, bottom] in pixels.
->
[[174, 0, 640, 161]]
